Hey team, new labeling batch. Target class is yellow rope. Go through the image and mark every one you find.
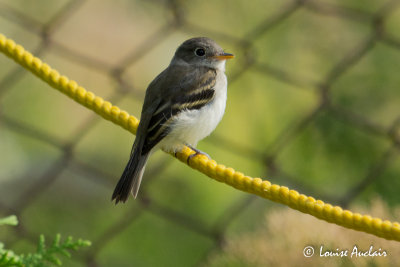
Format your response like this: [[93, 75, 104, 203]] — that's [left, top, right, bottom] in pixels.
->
[[1, 33, 399, 241]]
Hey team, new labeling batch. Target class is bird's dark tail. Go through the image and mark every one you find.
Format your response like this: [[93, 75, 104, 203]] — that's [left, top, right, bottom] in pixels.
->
[[112, 150, 150, 204]]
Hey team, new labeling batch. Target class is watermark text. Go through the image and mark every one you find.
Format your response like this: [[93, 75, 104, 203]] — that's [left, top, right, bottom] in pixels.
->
[[303, 245, 387, 258]]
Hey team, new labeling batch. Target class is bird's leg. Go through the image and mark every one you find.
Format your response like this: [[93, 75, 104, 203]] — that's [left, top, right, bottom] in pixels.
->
[[186, 145, 210, 164]]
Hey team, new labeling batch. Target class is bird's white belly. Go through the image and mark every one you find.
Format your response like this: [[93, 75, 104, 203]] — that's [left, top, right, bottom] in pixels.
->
[[159, 73, 227, 152]]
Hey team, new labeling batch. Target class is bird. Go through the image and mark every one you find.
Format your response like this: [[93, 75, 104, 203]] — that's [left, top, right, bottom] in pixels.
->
[[112, 37, 234, 204]]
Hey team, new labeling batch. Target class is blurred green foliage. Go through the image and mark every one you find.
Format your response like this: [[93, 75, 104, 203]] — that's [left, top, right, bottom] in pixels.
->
[[0, 216, 90, 267]]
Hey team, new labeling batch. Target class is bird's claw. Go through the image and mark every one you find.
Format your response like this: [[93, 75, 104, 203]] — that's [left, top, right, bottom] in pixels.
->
[[186, 145, 210, 165]]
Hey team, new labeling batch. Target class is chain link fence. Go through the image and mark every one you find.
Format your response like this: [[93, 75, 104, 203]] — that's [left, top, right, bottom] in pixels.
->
[[1, 0, 400, 266]]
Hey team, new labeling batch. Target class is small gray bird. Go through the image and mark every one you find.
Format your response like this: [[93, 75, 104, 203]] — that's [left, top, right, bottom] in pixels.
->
[[112, 37, 234, 203]]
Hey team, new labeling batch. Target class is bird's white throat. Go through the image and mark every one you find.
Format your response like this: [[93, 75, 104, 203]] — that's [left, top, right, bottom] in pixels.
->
[[172, 58, 227, 72]]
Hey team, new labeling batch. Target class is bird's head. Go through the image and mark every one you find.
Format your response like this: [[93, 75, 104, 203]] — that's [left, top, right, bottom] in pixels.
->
[[172, 37, 234, 70]]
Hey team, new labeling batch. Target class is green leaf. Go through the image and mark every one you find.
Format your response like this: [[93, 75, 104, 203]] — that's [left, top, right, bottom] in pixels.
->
[[46, 254, 62, 266], [51, 234, 61, 248], [0, 216, 18, 226], [37, 235, 46, 254], [22, 234, 91, 266], [1, 221, 90, 267], [0, 249, 23, 267]]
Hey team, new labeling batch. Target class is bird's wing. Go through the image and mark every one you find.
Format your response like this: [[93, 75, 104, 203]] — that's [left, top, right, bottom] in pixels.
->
[[140, 65, 217, 155]]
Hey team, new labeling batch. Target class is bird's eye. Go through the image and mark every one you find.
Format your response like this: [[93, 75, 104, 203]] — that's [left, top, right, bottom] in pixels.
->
[[195, 48, 206, 57]]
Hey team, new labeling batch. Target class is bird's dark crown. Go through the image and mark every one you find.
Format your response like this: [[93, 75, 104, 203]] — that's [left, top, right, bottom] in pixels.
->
[[173, 37, 224, 64]]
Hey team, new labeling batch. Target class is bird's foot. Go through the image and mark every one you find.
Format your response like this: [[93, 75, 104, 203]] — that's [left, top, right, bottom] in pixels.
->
[[186, 145, 210, 164]]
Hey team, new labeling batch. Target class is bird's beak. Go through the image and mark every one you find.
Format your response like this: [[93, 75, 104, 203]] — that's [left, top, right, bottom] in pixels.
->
[[213, 52, 234, 60]]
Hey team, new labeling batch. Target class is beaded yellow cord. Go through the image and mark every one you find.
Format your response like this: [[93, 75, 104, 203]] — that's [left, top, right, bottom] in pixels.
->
[[1, 33, 399, 241]]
